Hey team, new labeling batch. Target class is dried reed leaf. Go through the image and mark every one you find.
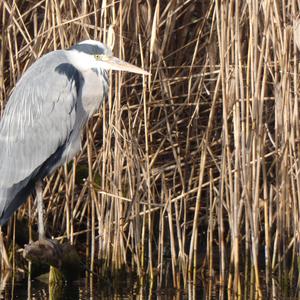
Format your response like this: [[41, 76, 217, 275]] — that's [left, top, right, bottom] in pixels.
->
[[107, 25, 115, 50], [294, 18, 300, 51], [150, 1, 159, 63]]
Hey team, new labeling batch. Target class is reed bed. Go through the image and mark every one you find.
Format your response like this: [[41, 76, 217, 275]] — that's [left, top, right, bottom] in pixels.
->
[[1, 0, 300, 297]]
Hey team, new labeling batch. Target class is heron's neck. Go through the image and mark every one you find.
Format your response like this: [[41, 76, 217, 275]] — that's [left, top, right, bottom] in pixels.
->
[[65, 49, 109, 93]]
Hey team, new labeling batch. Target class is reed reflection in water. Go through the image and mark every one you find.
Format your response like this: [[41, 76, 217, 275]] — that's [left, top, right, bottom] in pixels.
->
[[1, 269, 300, 300]]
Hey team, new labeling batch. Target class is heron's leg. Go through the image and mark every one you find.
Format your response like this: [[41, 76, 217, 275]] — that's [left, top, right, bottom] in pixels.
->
[[35, 181, 45, 240]]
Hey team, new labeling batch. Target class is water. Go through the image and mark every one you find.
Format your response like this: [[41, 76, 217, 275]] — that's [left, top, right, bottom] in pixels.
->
[[1, 271, 299, 299], [2, 279, 139, 299], [0, 272, 192, 299]]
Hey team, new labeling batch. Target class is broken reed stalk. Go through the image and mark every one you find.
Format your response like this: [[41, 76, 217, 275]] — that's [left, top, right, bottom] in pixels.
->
[[2, 0, 300, 297]]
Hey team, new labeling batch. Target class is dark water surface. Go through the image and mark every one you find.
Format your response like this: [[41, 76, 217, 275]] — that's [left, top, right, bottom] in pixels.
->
[[1, 271, 300, 299], [0, 272, 195, 299]]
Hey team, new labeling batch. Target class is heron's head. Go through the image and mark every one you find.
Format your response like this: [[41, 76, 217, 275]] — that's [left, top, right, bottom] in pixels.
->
[[68, 40, 148, 75]]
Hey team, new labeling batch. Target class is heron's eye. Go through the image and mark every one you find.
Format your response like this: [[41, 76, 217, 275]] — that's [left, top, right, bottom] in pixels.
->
[[94, 54, 102, 61], [95, 54, 110, 61]]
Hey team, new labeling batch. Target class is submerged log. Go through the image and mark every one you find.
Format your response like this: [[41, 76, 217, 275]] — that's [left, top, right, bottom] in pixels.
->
[[23, 239, 81, 283]]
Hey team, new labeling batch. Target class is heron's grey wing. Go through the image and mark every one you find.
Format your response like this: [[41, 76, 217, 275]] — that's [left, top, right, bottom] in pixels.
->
[[0, 51, 81, 188]]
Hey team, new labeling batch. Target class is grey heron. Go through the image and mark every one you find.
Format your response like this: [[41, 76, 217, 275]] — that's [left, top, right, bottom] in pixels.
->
[[0, 40, 147, 239]]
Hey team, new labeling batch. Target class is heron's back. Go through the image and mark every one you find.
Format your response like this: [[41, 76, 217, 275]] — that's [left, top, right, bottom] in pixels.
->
[[0, 50, 81, 224], [0, 46, 109, 225]]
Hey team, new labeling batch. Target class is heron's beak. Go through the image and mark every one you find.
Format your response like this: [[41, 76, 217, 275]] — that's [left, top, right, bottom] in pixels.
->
[[99, 55, 149, 75]]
